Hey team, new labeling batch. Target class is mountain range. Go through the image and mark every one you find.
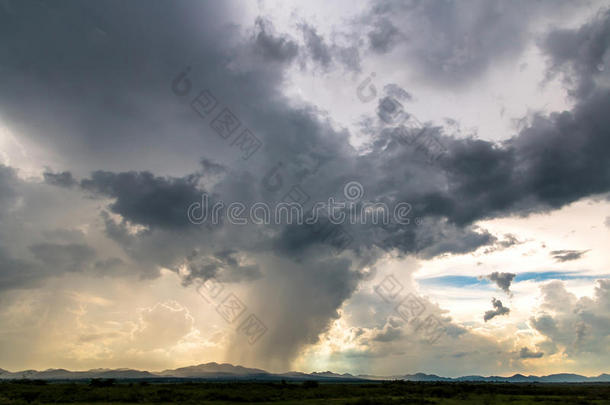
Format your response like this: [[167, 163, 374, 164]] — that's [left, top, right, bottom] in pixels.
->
[[1, 363, 609, 383]]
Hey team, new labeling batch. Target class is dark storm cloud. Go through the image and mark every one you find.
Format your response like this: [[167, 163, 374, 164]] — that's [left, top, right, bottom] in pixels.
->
[[0, 247, 36, 291], [180, 248, 263, 286], [253, 17, 299, 64], [184, 263, 219, 285], [544, 9, 610, 98], [415, 224, 497, 259], [0, 164, 115, 290], [43, 170, 77, 188], [0, 0, 236, 174], [80, 171, 203, 229], [99, 210, 136, 247], [1, 242, 104, 292], [368, 17, 401, 54], [0, 166, 38, 290], [4, 0, 610, 371], [483, 297, 510, 322], [0, 165, 18, 211], [29, 243, 96, 272], [6, 0, 499, 261], [3, 2, 608, 255], [419, 138, 518, 225], [227, 255, 361, 367], [519, 347, 544, 359], [199, 159, 227, 176], [273, 41, 610, 260], [487, 272, 516, 294], [550, 249, 590, 262], [94, 257, 123, 271], [214, 249, 239, 267], [379, 82, 610, 229]]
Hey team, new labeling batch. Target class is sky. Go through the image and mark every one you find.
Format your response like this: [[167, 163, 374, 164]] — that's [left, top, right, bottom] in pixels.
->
[[0, 0, 610, 377]]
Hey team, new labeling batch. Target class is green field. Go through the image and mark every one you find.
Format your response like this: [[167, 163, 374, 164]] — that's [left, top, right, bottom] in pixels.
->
[[1, 380, 609, 404]]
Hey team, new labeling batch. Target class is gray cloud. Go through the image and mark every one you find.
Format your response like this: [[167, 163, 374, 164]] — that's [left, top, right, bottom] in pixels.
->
[[544, 9, 610, 98], [383, 84, 413, 102], [0, 0, 237, 175], [405, 86, 610, 226], [415, 224, 497, 259], [94, 257, 123, 271], [483, 297, 510, 322], [496, 234, 521, 249], [519, 347, 544, 359], [99, 210, 138, 247], [0, 164, 124, 290], [357, 0, 579, 87], [41, 228, 86, 243], [550, 249, 589, 262], [300, 23, 332, 69], [487, 272, 516, 295], [368, 17, 401, 54], [483, 233, 523, 254], [29, 243, 96, 272], [180, 248, 263, 286], [0, 247, 35, 291], [80, 171, 204, 229], [253, 17, 299, 64], [199, 159, 227, 176], [227, 255, 362, 369], [0, 165, 18, 213], [297, 22, 361, 72], [43, 171, 77, 188], [15, 5, 610, 269]]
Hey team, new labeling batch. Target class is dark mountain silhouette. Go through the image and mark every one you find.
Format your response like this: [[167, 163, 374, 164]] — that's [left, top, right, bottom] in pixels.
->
[[1, 363, 609, 382]]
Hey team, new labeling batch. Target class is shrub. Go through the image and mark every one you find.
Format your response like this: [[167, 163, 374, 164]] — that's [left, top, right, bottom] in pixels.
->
[[302, 380, 319, 388], [89, 378, 115, 387]]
